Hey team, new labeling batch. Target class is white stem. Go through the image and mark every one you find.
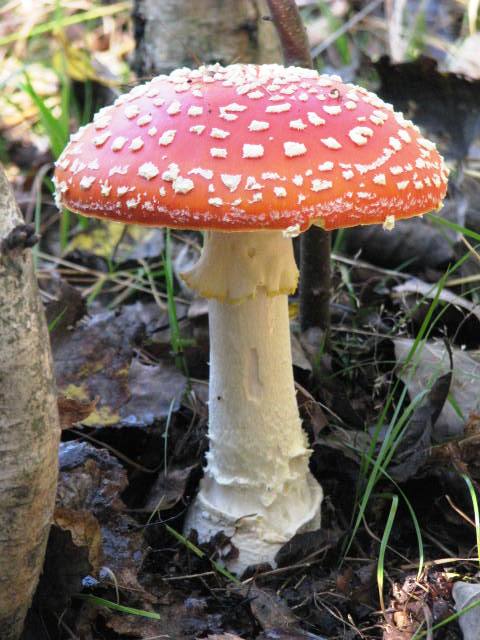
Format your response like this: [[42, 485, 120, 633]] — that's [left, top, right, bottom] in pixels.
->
[[183, 231, 323, 573]]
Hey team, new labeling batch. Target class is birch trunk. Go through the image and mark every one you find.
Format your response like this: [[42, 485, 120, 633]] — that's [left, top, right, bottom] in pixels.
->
[[0, 166, 60, 639], [133, 0, 281, 77]]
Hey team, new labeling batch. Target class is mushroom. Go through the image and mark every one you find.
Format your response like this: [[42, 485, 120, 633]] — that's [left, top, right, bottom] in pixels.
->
[[54, 64, 448, 573]]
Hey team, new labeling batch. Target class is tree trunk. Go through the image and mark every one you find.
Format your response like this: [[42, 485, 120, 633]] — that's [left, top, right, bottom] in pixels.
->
[[133, 0, 281, 77], [0, 166, 60, 639]]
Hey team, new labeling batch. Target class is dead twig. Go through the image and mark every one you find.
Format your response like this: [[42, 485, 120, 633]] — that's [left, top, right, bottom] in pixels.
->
[[266, 0, 331, 335]]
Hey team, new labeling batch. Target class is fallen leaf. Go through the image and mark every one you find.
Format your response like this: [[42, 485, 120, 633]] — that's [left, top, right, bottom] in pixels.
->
[[291, 334, 312, 371], [67, 221, 164, 263], [387, 368, 452, 481], [53, 310, 186, 427], [384, 572, 452, 640], [57, 395, 98, 429], [233, 585, 296, 632], [392, 278, 480, 324], [452, 582, 480, 640], [296, 384, 329, 441], [97, 597, 195, 639], [314, 425, 370, 464], [57, 441, 128, 513], [103, 613, 163, 638], [394, 339, 480, 441], [275, 528, 342, 567], [345, 218, 454, 273], [42, 275, 86, 337], [121, 359, 186, 427], [54, 506, 102, 571], [35, 516, 96, 612], [144, 464, 198, 513], [53, 442, 149, 592]]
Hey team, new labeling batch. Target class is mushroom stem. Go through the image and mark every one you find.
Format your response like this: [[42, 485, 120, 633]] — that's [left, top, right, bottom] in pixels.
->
[[183, 231, 323, 573]]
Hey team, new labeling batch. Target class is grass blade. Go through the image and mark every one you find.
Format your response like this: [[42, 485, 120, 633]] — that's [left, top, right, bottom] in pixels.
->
[[377, 494, 399, 613], [411, 595, 480, 639], [429, 214, 480, 244], [77, 594, 161, 619], [165, 524, 241, 584], [462, 474, 480, 567], [22, 75, 67, 158], [346, 273, 449, 559], [0, 2, 131, 47]]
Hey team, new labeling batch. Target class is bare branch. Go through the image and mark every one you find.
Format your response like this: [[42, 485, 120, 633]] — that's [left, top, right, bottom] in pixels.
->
[[266, 0, 312, 67]]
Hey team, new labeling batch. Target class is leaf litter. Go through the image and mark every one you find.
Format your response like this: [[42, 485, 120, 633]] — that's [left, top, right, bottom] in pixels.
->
[[7, 8, 480, 638]]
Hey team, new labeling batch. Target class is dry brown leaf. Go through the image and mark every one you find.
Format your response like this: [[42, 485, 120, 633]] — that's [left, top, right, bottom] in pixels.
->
[[53, 310, 186, 427], [54, 506, 102, 571], [57, 395, 98, 429]]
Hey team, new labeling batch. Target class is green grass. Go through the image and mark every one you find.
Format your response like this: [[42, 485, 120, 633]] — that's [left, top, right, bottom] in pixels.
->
[[165, 524, 241, 584], [23, 67, 83, 249], [0, 1, 131, 47], [162, 397, 176, 477], [340, 443, 425, 579], [77, 594, 161, 620], [47, 307, 67, 333], [335, 210, 480, 634], [463, 474, 480, 567], [22, 73, 70, 159], [163, 230, 195, 375], [377, 494, 399, 612], [405, 0, 429, 59], [411, 596, 480, 639], [342, 215, 479, 571], [345, 270, 450, 556], [429, 213, 480, 244], [312, 0, 351, 65], [17, 1, 119, 249]]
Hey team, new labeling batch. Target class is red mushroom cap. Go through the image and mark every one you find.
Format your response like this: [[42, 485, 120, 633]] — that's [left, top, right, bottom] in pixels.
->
[[54, 64, 448, 232]]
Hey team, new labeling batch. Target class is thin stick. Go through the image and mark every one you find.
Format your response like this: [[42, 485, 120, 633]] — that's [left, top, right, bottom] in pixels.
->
[[266, 0, 331, 334], [299, 226, 332, 333], [266, 0, 312, 67]]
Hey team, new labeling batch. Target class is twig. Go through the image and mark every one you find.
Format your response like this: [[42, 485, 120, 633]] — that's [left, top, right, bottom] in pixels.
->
[[69, 428, 159, 474], [266, 0, 331, 334], [266, 0, 312, 67], [445, 494, 476, 529], [299, 226, 332, 333]]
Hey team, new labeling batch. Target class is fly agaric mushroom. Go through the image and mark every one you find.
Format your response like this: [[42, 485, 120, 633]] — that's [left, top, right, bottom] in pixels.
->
[[54, 64, 448, 573]]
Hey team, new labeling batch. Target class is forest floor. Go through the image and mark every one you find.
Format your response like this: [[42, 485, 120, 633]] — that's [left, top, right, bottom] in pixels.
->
[[2, 1, 480, 639]]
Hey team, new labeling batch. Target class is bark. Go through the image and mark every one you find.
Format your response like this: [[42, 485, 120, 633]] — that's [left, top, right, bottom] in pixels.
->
[[266, 0, 312, 67], [133, 0, 281, 77], [0, 166, 60, 639], [266, 0, 331, 335]]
